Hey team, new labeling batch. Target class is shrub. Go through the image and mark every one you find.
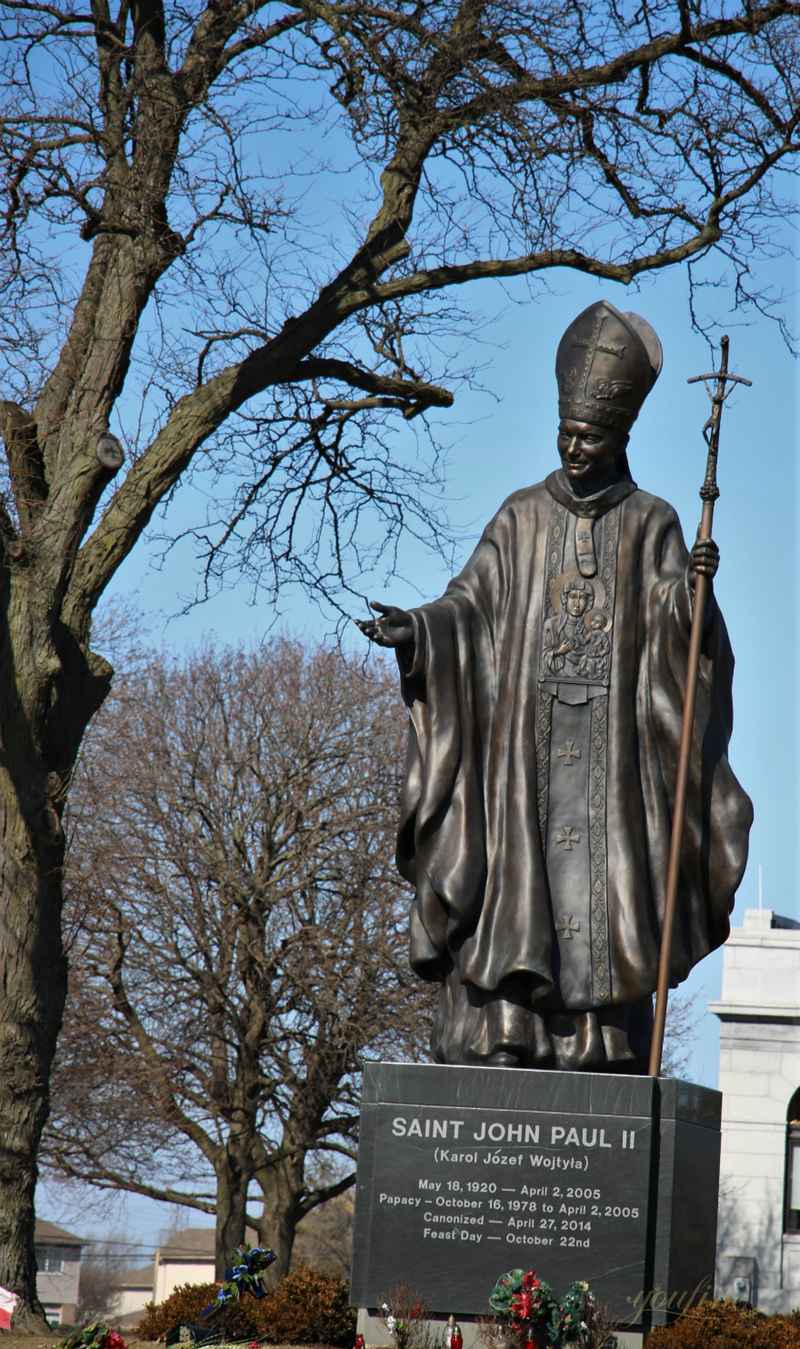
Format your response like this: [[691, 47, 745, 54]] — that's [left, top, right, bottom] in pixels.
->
[[134, 1268, 356, 1346], [135, 1282, 258, 1341], [646, 1299, 800, 1348], [251, 1266, 356, 1346]]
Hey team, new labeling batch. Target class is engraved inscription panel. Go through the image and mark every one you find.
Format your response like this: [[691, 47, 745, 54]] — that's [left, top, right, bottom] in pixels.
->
[[351, 1099, 652, 1320]]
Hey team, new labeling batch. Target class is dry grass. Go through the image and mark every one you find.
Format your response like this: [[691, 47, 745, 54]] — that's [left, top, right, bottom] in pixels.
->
[[0, 1340, 161, 1349]]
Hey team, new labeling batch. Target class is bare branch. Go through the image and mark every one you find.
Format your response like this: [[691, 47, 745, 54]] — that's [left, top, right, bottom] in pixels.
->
[[0, 399, 47, 530], [293, 356, 454, 416]]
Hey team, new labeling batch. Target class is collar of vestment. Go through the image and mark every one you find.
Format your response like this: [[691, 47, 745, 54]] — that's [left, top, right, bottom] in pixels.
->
[[545, 469, 638, 519]]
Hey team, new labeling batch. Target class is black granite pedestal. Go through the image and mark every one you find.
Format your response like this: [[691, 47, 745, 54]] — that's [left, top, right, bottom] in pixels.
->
[[351, 1063, 720, 1341]]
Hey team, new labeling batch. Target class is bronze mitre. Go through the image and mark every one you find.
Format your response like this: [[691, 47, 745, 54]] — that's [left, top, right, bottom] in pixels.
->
[[556, 300, 663, 431]]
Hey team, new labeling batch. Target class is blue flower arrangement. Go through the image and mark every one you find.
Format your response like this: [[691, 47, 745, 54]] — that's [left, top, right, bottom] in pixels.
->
[[202, 1246, 277, 1319]]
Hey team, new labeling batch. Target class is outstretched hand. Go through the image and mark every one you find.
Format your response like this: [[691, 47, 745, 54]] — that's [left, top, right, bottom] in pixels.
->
[[355, 601, 414, 648], [689, 537, 719, 588]]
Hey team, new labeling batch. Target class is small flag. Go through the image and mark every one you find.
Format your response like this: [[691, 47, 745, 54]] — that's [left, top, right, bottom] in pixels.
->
[[0, 1286, 19, 1330]]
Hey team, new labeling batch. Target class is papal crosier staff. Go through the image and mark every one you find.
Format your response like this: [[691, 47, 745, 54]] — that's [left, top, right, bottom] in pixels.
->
[[358, 301, 753, 1074]]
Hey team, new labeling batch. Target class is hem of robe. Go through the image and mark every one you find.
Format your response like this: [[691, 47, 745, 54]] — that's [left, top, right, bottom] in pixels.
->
[[430, 969, 653, 1073]]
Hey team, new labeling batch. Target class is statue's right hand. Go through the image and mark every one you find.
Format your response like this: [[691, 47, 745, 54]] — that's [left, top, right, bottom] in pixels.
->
[[355, 601, 414, 648]]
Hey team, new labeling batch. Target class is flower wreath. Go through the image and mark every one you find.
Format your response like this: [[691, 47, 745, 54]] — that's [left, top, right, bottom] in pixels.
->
[[489, 1269, 596, 1347]]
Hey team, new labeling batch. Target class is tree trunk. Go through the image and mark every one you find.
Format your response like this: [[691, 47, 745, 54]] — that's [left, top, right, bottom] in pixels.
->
[[214, 1149, 250, 1280], [0, 559, 109, 1326], [0, 772, 67, 1328], [258, 1203, 296, 1282], [255, 1153, 305, 1279]]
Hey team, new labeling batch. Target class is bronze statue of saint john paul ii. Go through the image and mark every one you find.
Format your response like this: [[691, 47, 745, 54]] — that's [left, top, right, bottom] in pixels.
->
[[358, 301, 752, 1074]]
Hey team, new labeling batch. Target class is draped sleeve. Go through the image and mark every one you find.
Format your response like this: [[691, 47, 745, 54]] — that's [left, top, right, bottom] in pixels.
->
[[395, 490, 555, 993]]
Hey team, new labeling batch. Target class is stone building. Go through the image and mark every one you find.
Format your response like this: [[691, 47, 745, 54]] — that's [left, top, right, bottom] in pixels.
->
[[711, 908, 800, 1312]]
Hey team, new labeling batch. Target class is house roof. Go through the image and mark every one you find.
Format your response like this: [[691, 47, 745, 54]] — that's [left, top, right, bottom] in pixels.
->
[[34, 1219, 85, 1247], [157, 1228, 215, 1260], [157, 1227, 258, 1261], [111, 1263, 155, 1290]]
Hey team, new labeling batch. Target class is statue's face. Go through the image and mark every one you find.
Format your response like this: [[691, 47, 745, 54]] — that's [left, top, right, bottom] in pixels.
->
[[557, 419, 627, 493], [566, 588, 591, 617]]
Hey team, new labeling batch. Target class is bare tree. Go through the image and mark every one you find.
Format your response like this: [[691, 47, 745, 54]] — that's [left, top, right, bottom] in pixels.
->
[[43, 639, 432, 1278], [661, 989, 701, 1081], [75, 1237, 134, 1325], [0, 0, 798, 1321]]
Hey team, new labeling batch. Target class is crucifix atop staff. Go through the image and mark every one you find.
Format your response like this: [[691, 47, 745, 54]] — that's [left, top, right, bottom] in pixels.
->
[[358, 301, 754, 1074]]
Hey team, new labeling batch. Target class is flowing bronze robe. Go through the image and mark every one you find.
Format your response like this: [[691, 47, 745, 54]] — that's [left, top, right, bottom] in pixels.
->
[[397, 470, 752, 1071]]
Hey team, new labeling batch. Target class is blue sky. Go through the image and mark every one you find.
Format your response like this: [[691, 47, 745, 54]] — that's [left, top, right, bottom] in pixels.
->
[[108, 260, 798, 944], [113, 261, 798, 1012], [41, 248, 798, 1255]]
